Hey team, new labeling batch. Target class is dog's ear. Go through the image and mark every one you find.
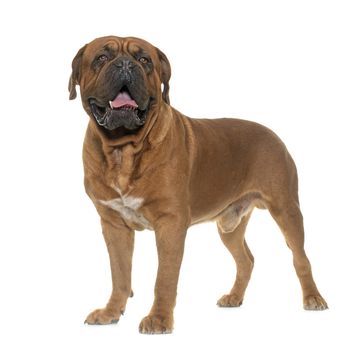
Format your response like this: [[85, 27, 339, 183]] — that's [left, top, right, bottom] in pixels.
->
[[68, 44, 87, 100], [156, 48, 171, 104]]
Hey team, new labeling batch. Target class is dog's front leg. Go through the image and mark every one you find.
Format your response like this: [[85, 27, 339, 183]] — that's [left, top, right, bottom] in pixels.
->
[[85, 213, 134, 325], [139, 217, 187, 334]]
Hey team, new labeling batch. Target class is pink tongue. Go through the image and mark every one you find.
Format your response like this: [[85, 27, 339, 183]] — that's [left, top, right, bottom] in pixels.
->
[[110, 91, 138, 109]]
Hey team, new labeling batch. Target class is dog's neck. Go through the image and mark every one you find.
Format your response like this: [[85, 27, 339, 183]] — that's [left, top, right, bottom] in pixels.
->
[[87, 102, 173, 193]]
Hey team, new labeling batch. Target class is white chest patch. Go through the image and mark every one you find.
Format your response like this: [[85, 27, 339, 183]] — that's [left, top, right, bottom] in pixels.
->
[[99, 194, 151, 229]]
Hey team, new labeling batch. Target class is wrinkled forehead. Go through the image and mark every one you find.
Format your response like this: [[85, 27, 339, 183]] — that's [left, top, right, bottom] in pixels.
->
[[84, 36, 157, 59]]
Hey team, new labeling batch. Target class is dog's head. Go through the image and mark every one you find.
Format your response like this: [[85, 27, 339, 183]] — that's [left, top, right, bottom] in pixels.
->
[[69, 36, 171, 137]]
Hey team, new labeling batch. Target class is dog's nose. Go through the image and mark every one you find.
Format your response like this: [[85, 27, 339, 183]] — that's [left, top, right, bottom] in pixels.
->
[[114, 57, 135, 70]]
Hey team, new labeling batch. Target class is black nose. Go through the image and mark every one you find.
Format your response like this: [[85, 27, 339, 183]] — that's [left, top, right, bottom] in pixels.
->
[[114, 57, 135, 70]]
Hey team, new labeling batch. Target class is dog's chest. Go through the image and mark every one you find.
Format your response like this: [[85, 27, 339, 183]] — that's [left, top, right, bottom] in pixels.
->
[[99, 189, 152, 230], [91, 146, 152, 230]]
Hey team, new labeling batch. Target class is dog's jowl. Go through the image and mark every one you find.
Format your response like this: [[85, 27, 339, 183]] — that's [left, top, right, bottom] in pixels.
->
[[69, 36, 328, 334]]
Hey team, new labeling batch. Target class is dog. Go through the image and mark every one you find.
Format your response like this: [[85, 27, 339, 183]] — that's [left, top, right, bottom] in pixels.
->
[[69, 36, 328, 334]]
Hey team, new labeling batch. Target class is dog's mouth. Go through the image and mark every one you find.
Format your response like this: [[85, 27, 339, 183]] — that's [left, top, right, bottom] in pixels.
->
[[88, 87, 149, 131]]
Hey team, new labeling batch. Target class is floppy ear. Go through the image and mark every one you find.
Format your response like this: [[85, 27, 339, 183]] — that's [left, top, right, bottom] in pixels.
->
[[156, 48, 171, 104], [68, 44, 87, 100]]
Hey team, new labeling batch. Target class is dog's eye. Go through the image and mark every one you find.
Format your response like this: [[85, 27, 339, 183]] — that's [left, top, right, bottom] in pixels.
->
[[97, 54, 108, 63], [139, 57, 149, 64]]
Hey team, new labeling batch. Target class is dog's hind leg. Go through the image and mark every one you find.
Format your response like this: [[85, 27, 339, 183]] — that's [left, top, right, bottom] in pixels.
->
[[217, 212, 254, 307], [267, 199, 328, 310]]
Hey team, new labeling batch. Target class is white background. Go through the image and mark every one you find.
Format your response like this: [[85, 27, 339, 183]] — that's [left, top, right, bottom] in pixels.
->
[[0, 0, 349, 349]]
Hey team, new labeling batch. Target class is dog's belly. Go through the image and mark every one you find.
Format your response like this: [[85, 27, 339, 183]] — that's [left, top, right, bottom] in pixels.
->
[[191, 192, 265, 230]]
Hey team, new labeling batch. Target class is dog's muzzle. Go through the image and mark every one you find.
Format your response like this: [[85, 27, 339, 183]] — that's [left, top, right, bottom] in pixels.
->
[[89, 89, 149, 131], [88, 58, 151, 131]]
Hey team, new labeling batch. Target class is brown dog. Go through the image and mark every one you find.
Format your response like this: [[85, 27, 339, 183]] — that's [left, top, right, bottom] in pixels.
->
[[69, 36, 327, 334]]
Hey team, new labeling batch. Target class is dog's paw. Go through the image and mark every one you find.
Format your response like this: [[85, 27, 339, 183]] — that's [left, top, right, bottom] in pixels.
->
[[303, 295, 328, 310], [84, 307, 122, 325], [139, 314, 173, 334], [217, 294, 243, 307]]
